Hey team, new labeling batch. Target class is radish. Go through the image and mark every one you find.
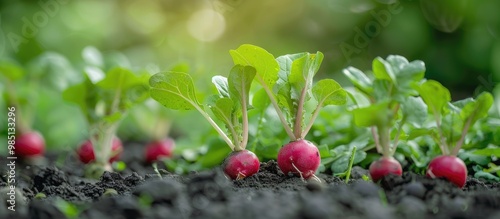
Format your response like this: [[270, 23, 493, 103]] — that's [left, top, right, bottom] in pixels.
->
[[230, 45, 346, 180], [418, 80, 493, 188], [77, 137, 123, 164], [368, 156, 402, 182], [14, 131, 45, 157], [63, 58, 150, 178], [145, 138, 175, 163], [345, 55, 428, 182], [277, 140, 320, 179], [426, 155, 467, 188], [150, 65, 260, 180], [222, 150, 260, 180]]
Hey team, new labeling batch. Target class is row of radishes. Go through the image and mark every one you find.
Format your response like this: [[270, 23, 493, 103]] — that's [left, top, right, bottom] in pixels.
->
[[6, 44, 494, 188], [12, 132, 174, 165], [149, 44, 494, 188]]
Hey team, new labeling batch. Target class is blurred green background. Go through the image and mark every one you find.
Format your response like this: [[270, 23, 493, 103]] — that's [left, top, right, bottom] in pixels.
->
[[1, 0, 499, 157]]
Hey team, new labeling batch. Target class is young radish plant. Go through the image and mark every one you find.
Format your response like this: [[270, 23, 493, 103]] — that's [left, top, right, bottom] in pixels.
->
[[149, 65, 260, 180], [417, 80, 494, 188], [344, 55, 428, 182], [230, 45, 347, 180], [63, 66, 149, 178], [1, 61, 46, 159]]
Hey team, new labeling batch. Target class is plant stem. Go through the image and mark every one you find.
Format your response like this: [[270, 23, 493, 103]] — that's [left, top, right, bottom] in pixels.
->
[[240, 90, 249, 150], [378, 125, 390, 157], [301, 102, 323, 138], [293, 87, 307, 139], [192, 104, 236, 150], [432, 108, 449, 155], [372, 127, 382, 154], [451, 115, 474, 156], [257, 75, 295, 140], [92, 122, 119, 172], [391, 119, 404, 156], [345, 146, 357, 183]]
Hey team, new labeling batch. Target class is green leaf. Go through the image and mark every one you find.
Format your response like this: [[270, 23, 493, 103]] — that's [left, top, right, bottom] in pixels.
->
[[408, 127, 438, 140], [229, 44, 279, 89], [276, 53, 306, 98], [473, 148, 500, 157], [318, 144, 330, 158], [97, 67, 142, 90], [417, 80, 451, 117], [312, 79, 347, 107], [372, 57, 396, 83], [331, 150, 367, 173], [149, 72, 200, 110], [62, 77, 97, 120], [401, 96, 428, 127], [252, 88, 270, 110], [441, 112, 464, 146], [373, 79, 393, 102], [206, 95, 234, 127], [28, 52, 81, 91], [460, 92, 494, 126], [212, 75, 230, 98], [0, 61, 24, 81], [228, 65, 257, 107], [352, 101, 391, 127], [342, 67, 373, 94], [288, 52, 324, 100]]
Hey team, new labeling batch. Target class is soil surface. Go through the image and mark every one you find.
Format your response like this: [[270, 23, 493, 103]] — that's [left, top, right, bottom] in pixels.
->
[[1, 143, 500, 219]]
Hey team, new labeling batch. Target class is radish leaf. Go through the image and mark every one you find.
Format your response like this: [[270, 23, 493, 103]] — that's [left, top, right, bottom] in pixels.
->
[[150, 72, 201, 110], [229, 44, 279, 89], [417, 80, 451, 118], [312, 79, 347, 107], [343, 67, 373, 94]]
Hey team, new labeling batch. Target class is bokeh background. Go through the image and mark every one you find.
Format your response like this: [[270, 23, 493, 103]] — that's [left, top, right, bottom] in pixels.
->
[[1, 0, 499, 156]]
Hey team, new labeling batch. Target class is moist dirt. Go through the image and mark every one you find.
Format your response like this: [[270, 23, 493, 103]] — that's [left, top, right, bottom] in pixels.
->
[[1, 143, 500, 219]]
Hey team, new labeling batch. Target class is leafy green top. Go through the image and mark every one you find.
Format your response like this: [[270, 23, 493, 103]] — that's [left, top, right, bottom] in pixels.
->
[[344, 55, 427, 157], [230, 44, 346, 141], [418, 80, 494, 156], [149, 65, 256, 151]]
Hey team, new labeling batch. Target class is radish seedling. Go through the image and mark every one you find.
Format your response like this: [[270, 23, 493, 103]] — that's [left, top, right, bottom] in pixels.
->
[[230, 45, 347, 180], [344, 55, 427, 182], [1, 61, 46, 158], [63, 53, 149, 178], [418, 80, 494, 187], [149, 65, 260, 180]]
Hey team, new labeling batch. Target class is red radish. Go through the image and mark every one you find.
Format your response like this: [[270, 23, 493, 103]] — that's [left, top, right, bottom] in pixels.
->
[[77, 137, 123, 164], [277, 139, 320, 179], [369, 157, 402, 182], [222, 150, 260, 180], [14, 131, 45, 157], [145, 138, 175, 163], [426, 155, 467, 188]]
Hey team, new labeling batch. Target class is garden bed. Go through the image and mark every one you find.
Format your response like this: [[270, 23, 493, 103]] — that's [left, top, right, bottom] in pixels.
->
[[1, 143, 500, 219]]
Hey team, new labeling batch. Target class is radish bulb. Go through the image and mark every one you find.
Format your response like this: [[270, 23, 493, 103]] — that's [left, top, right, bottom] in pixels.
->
[[14, 131, 45, 157], [277, 140, 320, 180], [222, 150, 260, 180], [426, 155, 467, 188], [369, 156, 402, 182]]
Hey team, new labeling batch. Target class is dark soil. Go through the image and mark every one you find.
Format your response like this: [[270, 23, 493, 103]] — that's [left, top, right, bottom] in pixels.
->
[[1, 143, 500, 219]]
